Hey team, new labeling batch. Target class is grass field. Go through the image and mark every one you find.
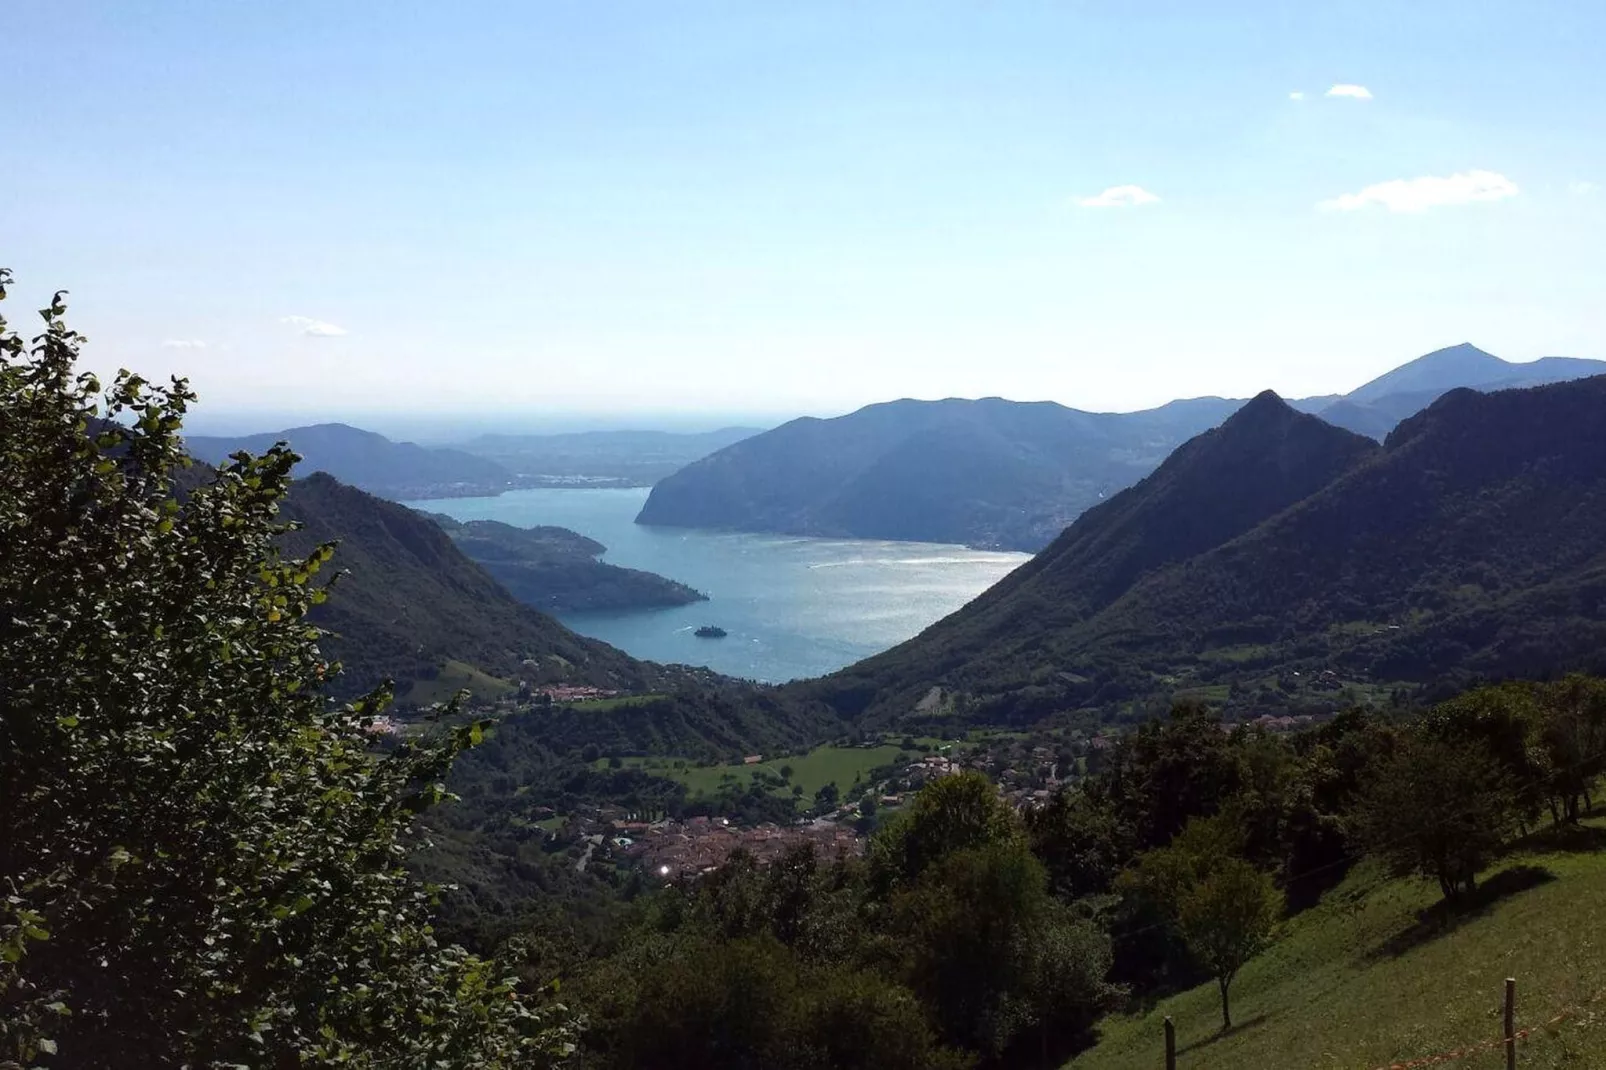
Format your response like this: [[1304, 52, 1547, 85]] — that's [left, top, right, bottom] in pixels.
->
[[403, 659, 515, 706], [1069, 820, 1606, 1069], [596, 744, 916, 800], [565, 693, 666, 712]]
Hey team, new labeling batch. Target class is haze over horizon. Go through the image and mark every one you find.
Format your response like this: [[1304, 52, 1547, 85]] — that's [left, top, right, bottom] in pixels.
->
[[6, 1, 1604, 420]]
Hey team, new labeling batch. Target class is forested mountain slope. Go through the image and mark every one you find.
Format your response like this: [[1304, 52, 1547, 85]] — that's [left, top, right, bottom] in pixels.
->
[[804, 377, 1606, 725], [276, 474, 841, 755], [278, 473, 642, 698], [799, 393, 1380, 717], [636, 396, 1243, 550]]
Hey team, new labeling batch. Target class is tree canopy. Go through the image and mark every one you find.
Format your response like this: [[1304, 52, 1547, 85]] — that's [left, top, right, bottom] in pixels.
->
[[0, 273, 567, 1066]]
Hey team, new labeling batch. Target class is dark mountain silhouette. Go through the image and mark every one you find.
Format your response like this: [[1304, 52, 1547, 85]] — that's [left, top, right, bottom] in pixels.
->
[[188, 423, 514, 500], [804, 376, 1606, 726], [636, 396, 1245, 550], [421, 512, 706, 613]]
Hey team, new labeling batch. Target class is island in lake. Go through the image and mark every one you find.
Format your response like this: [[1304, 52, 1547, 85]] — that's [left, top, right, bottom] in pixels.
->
[[421, 512, 706, 614], [694, 625, 728, 638]]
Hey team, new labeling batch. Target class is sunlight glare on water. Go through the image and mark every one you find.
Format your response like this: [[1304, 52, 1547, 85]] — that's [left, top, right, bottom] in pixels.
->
[[406, 487, 1030, 682]]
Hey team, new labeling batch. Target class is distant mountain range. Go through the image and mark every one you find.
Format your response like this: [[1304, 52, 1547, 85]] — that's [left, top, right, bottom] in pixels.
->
[[636, 396, 1248, 550], [452, 427, 763, 486], [186, 424, 762, 500], [636, 345, 1606, 550], [420, 512, 706, 613], [189, 424, 517, 501], [796, 375, 1606, 726], [1309, 343, 1606, 441]]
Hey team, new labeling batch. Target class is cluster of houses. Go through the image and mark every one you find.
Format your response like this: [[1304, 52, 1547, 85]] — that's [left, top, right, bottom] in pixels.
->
[[544, 713, 1339, 886], [576, 813, 865, 881], [532, 684, 620, 702], [1235, 711, 1320, 733]]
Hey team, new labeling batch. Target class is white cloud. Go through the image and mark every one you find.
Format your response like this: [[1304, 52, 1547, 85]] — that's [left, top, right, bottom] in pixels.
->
[[1570, 180, 1599, 196], [160, 338, 208, 350], [1317, 169, 1519, 212], [1077, 185, 1161, 208], [281, 315, 348, 338], [1326, 83, 1373, 100], [1289, 91, 1305, 101]]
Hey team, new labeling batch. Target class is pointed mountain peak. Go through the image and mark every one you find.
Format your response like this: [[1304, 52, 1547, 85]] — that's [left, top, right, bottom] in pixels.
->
[[1424, 342, 1497, 361], [1222, 389, 1296, 429], [1193, 390, 1376, 467]]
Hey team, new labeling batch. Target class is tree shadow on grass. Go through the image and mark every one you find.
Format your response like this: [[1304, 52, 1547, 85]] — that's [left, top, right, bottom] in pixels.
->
[[1174, 1013, 1272, 1056], [1513, 821, 1606, 856], [1370, 864, 1555, 960]]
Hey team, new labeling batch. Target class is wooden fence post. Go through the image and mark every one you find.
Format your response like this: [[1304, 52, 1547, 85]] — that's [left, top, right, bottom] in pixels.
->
[[1164, 1015, 1176, 1070], [1505, 977, 1516, 1070]]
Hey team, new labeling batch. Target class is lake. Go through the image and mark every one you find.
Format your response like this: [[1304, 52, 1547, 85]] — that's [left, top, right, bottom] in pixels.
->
[[405, 487, 1029, 683]]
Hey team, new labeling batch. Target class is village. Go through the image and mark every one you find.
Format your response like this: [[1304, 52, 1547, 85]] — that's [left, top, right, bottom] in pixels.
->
[[441, 684, 1330, 885]]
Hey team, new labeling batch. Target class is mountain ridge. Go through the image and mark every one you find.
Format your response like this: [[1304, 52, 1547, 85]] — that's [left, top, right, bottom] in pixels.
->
[[634, 346, 1604, 549], [797, 390, 1383, 717], [190, 423, 514, 501], [636, 395, 1246, 550], [800, 375, 1606, 726]]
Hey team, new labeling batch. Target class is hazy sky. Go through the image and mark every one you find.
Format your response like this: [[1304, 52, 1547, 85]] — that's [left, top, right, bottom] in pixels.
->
[[6, 1, 1604, 425]]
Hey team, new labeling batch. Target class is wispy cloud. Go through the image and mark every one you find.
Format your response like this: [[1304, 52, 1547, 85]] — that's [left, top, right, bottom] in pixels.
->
[[1077, 185, 1160, 209], [1288, 91, 1305, 101], [1318, 170, 1519, 213], [160, 338, 208, 350], [1326, 84, 1373, 100], [1570, 180, 1599, 196], [281, 315, 348, 338]]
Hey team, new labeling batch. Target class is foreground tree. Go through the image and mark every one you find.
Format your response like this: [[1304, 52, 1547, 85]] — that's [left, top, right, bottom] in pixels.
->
[[1176, 858, 1282, 1030], [582, 933, 971, 1070], [1537, 676, 1606, 823], [872, 772, 1116, 1059], [0, 274, 567, 1065], [1355, 731, 1516, 902], [1121, 815, 1281, 1031], [868, 770, 1023, 890]]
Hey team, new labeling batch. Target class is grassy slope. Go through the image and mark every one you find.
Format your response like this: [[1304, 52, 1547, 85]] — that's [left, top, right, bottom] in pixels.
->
[[404, 659, 518, 706], [597, 744, 911, 800], [1071, 822, 1606, 1069]]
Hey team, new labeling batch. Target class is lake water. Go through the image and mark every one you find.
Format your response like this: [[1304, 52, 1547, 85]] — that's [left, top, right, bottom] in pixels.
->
[[405, 488, 1029, 683]]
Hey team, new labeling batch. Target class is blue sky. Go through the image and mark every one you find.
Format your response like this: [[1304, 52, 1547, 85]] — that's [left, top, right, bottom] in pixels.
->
[[5, 1, 1603, 428]]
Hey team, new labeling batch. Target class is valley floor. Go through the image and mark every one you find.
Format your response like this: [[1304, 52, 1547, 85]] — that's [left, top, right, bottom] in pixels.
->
[[1069, 820, 1606, 1069]]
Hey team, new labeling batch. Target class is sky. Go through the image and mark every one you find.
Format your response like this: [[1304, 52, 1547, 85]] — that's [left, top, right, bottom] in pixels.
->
[[5, 1, 1605, 432]]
